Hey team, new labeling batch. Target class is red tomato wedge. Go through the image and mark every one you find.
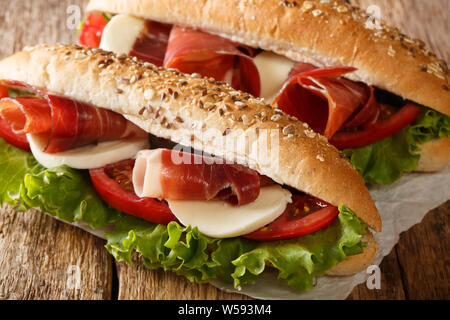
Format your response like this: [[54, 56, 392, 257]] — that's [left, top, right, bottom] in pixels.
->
[[89, 159, 178, 225], [330, 103, 421, 149], [79, 13, 109, 48], [243, 195, 339, 241], [0, 85, 8, 99]]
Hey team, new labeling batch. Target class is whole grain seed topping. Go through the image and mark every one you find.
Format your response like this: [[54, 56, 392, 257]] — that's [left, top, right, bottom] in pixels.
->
[[302, 1, 314, 11], [282, 124, 296, 135], [282, 0, 297, 8], [388, 45, 396, 57], [304, 129, 316, 138], [116, 77, 130, 84], [114, 88, 124, 94], [312, 9, 322, 16], [336, 5, 349, 13], [270, 114, 281, 122]]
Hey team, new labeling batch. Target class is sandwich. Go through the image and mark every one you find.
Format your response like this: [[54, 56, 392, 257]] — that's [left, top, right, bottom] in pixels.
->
[[79, 0, 450, 185], [0, 44, 381, 293]]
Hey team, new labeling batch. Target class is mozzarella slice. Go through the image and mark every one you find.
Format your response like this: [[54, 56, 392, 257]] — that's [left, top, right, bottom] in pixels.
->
[[167, 185, 292, 238], [253, 51, 296, 104], [99, 14, 146, 54], [27, 134, 149, 169]]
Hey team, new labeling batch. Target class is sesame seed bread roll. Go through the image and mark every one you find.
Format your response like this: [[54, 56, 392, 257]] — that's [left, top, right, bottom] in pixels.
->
[[0, 44, 381, 235], [87, 0, 450, 116], [0, 44, 382, 277]]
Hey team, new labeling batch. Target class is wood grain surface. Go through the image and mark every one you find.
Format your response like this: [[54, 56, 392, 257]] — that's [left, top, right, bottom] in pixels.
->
[[0, 0, 448, 300]]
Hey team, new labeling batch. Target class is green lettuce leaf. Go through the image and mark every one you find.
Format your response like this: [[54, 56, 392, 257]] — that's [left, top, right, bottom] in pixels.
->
[[0, 138, 117, 228], [7, 88, 36, 98], [343, 128, 420, 185], [409, 109, 450, 144], [344, 109, 450, 185], [105, 205, 367, 292], [0, 138, 368, 292], [230, 205, 367, 291]]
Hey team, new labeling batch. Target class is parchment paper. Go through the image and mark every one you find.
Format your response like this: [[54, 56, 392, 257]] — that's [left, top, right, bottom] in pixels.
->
[[65, 165, 450, 300]]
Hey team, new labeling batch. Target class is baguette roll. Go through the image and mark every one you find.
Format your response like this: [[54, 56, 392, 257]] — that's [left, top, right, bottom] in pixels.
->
[[0, 44, 381, 275], [86, 0, 450, 115], [86, 0, 450, 172]]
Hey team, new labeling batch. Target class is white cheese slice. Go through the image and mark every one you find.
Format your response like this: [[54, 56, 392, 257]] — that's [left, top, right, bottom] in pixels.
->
[[167, 185, 292, 238], [253, 51, 296, 104], [27, 134, 149, 169], [99, 14, 146, 54]]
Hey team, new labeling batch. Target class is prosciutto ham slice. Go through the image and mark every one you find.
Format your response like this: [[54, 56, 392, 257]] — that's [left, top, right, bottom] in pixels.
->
[[129, 20, 173, 67], [163, 26, 261, 96], [273, 63, 379, 139], [0, 82, 147, 153], [133, 149, 263, 206]]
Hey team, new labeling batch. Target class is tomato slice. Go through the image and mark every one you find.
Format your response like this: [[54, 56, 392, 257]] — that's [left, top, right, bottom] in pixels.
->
[[243, 195, 339, 241], [0, 85, 8, 99], [79, 13, 109, 48], [330, 103, 421, 149], [89, 159, 178, 225]]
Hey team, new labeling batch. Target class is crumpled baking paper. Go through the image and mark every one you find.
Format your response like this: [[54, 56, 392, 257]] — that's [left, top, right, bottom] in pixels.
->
[[67, 165, 450, 300]]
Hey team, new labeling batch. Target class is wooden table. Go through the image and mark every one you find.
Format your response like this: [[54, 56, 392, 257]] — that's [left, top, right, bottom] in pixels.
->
[[0, 0, 448, 300]]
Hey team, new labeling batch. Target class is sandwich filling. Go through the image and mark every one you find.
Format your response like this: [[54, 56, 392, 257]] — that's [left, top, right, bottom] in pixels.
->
[[80, 13, 450, 185]]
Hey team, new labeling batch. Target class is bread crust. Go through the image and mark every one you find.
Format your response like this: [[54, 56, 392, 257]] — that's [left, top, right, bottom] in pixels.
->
[[86, 0, 450, 116], [0, 44, 381, 232], [326, 231, 378, 276], [416, 137, 450, 172]]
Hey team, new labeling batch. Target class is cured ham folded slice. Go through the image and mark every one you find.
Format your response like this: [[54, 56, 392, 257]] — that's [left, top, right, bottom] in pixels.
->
[[273, 63, 379, 139], [129, 20, 173, 67], [163, 26, 261, 96], [0, 84, 147, 153], [133, 149, 262, 206]]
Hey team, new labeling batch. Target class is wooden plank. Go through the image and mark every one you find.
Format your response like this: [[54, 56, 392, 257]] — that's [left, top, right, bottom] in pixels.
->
[[116, 260, 252, 300], [0, 205, 112, 299], [347, 247, 407, 300], [395, 201, 450, 299], [0, 0, 112, 300]]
